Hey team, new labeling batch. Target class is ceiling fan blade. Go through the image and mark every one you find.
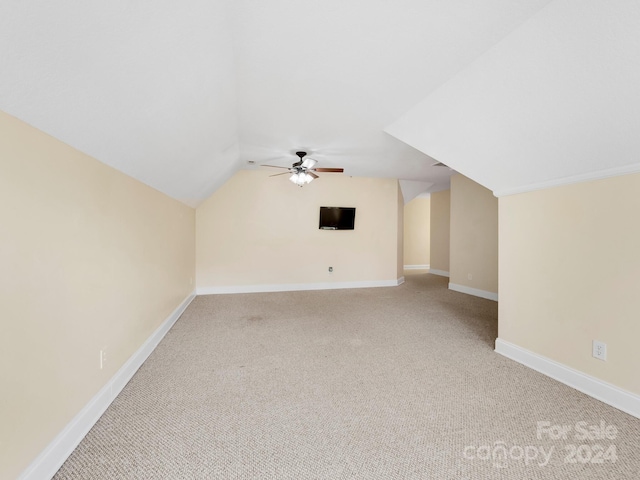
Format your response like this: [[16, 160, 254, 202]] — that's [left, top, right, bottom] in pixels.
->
[[301, 158, 317, 169], [262, 164, 291, 169], [269, 172, 291, 177], [308, 171, 319, 179], [313, 168, 344, 173]]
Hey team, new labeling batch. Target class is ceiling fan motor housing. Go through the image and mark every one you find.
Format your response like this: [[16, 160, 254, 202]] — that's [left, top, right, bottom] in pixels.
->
[[293, 151, 307, 167]]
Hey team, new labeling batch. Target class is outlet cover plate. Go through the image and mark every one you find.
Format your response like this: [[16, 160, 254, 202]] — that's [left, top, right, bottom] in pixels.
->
[[592, 340, 607, 361]]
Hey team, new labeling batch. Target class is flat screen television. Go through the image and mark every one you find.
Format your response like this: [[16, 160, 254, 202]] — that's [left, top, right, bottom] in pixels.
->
[[319, 206, 356, 230]]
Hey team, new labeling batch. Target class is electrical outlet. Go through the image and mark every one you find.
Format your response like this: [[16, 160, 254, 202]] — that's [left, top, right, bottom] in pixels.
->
[[100, 347, 108, 369], [592, 340, 607, 361], [467, 273, 473, 280]]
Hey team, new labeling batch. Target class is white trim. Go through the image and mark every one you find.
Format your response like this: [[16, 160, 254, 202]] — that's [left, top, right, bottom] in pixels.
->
[[404, 264, 430, 270], [494, 163, 640, 197], [495, 339, 640, 420], [448, 283, 498, 301], [197, 278, 404, 295], [19, 293, 196, 480], [429, 269, 450, 277]]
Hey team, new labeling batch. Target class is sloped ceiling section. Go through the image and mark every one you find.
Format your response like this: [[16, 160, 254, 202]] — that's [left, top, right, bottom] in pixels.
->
[[0, 0, 555, 205], [229, 0, 552, 193], [386, 0, 640, 197], [0, 0, 239, 207], [399, 180, 434, 205]]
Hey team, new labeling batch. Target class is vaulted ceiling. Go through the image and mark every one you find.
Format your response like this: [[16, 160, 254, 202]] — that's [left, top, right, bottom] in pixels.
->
[[2, 1, 637, 206]]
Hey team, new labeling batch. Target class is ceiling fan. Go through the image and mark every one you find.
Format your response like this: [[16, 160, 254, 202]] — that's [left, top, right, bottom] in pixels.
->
[[262, 151, 344, 186]]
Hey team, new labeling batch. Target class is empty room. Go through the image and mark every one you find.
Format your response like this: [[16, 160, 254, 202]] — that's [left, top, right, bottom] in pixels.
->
[[2, 1, 640, 479]]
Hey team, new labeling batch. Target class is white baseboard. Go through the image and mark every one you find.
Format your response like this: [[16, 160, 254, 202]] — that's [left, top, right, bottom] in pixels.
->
[[429, 269, 449, 277], [19, 293, 196, 480], [495, 339, 640, 420], [448, 282, 498, 301], [197, 278, 405, 295], [404, 264, 430, 270]]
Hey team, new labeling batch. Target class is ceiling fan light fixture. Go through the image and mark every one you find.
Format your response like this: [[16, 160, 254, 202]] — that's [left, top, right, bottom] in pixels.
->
[[289, 171, 315, 186]]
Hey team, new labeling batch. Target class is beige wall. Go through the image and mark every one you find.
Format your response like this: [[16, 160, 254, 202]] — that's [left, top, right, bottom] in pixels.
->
[[450, 174, 498, 294], [430, 190, 450, 273], [499, 173, 640, 395], [403, 197, 430, 267], [196, 170, 402, 288], [0, 111, 195, 479]]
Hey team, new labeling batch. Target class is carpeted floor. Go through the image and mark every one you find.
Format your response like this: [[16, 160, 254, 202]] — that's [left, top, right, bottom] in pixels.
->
[[54, 274, 640, 479]]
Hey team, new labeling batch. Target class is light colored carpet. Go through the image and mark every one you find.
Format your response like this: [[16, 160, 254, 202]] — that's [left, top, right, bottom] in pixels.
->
[[54, 274, 640, 479]]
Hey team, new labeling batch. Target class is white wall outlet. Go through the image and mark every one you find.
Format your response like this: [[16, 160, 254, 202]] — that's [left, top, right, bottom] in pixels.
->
[[467, 273, 473, 280], [100, 347, 108, 369], [592, 340, 607, 361]]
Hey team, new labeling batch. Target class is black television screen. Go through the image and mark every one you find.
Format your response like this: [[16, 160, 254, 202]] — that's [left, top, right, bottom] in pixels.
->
[[319, 206, 356, 230]]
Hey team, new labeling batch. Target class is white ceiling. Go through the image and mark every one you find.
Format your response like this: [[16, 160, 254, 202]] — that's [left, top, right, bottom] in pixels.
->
[[229, 0, 552, 183], [13, 0, 630, 207], [387, 0, 640, 196]]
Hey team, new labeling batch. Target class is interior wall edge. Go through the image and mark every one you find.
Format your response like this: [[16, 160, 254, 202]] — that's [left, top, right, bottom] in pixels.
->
[[493, 162, 640, 197]]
